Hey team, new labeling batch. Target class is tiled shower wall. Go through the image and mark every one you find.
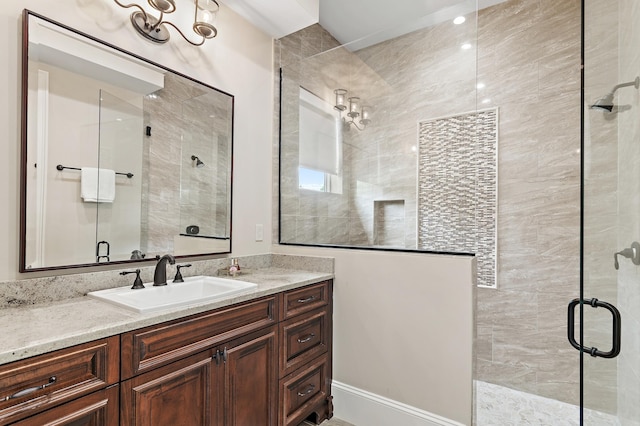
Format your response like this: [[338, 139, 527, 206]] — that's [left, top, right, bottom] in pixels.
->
[[178, 91, 231, 239], [276, 0, 583, 407], [475, 0, 582, 406], [142, 73, 231, 256]]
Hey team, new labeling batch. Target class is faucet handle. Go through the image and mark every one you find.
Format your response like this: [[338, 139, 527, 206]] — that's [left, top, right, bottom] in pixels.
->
[[120, 269, 144, 289], [173, 264, 192, 283]]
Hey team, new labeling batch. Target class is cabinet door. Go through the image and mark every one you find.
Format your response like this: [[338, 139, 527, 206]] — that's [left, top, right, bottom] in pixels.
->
[[120, 351, 222, 426], [10, 385, 119, 426], [224, 327, 278, 426]]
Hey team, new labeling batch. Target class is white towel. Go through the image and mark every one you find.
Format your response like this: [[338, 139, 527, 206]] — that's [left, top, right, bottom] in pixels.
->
[[81, 167, 116, 203]]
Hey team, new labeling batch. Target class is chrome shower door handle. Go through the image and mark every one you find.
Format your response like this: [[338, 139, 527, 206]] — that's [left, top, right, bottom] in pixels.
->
[[567, 298, 621, 358]]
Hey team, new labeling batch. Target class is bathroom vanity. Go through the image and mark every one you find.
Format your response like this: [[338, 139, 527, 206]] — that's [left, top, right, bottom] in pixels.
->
[[0, 272, 333, 426]]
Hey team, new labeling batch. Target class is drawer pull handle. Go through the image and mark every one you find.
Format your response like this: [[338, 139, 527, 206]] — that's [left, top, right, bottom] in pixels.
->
[[297, 384, 315, 397], [3, 376, 57, 401], [297, 296, 316, 303], [297, 333, 315, 344]]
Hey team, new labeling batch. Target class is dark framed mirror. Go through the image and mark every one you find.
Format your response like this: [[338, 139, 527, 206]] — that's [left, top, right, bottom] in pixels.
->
[[19, 10, 233, 272]]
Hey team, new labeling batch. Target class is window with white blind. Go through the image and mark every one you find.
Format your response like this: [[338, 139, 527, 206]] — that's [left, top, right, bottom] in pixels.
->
[[298, 87, 342, 194]]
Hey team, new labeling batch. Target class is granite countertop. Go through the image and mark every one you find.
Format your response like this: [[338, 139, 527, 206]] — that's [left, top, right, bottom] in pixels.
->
[[0, 267, 333, 366]]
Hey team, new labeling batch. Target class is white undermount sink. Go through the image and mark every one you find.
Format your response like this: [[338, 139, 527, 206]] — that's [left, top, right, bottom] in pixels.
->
[[88, 275, 258, 313]]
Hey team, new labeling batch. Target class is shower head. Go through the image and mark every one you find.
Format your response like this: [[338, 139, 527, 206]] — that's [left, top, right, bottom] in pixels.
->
[[590, 76, 640, 112], [590, 93, 615, 112], [191, 155, 205, 168]]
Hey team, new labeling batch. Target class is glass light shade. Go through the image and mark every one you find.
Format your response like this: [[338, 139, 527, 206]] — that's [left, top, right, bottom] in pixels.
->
[[347, 97, 360, 118], [197, 0, 220, 12], [148, 0, 176, 13], [334, 89, 347, 111], [360, 106, 371, 125], [194, 0, 219, 38]]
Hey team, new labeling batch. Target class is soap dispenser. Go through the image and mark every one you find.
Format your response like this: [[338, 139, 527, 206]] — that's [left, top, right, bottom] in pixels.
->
[[229, 258, 240, 276]]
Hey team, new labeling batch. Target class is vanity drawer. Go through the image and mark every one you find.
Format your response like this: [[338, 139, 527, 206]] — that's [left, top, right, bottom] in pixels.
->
[[279, 356, 329, 426], [121, 296, 277, 379], [281, 281, 330, 320], [10, 385, 119, 426], [279, 307, 328, 377], [0, 336, 119, 425]]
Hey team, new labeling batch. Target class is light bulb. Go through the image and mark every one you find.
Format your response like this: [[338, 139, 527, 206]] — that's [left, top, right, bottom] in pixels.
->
[[201, 10, 213, 23], [334, 89, 347, 111]]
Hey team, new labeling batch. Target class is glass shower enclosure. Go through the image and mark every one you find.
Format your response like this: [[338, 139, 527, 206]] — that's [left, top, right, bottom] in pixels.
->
[[579, 0, 640, 424]]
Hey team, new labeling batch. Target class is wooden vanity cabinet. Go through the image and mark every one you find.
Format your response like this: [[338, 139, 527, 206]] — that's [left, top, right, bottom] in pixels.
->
[[0, 280, 333, 426], [0, 336, 119, 425]]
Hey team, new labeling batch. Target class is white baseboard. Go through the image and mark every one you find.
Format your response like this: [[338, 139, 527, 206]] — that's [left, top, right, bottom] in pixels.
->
[[332, 381, 466, 426]]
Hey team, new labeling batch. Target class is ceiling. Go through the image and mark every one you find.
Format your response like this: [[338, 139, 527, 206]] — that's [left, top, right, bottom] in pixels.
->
[[319, 0, 508, 50], [223, 0, 508, 50]]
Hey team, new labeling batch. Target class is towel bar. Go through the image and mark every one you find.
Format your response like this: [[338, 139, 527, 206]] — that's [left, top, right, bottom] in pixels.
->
[[56, 164, 134, 178]]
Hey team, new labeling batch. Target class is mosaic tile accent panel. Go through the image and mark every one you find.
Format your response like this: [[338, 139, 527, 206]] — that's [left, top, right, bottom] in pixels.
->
[[418, 109, 497, 287]]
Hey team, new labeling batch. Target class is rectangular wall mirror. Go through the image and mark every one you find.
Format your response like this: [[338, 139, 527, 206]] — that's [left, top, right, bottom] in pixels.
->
[[19, 10, 233, 272]]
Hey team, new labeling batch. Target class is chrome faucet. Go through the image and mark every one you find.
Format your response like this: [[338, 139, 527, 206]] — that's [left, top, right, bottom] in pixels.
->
[[153, 254, 176, 286]]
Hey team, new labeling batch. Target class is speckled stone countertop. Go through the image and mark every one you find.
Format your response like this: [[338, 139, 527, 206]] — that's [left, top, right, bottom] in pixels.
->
[[0, 255, 334, 366]]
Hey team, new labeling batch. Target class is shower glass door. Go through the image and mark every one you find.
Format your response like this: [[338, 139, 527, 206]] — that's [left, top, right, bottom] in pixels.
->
[[581, 0, 640, 424], [96, 89, 144, 263]]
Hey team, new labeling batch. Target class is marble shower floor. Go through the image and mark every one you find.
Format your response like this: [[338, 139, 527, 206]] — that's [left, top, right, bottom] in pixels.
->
[[476, 381, 620, 425], [301, 420, 354, 426]]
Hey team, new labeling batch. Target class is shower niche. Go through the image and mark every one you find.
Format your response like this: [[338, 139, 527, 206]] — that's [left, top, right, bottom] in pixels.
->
[[373, 200, 406, 247]]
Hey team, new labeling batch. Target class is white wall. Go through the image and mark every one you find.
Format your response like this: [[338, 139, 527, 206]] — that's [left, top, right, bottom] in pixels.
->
[[273, 245, 475, 425], [0, 0, 274, 281]]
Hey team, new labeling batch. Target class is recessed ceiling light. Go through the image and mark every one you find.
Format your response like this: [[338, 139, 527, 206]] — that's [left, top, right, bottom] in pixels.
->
[[453, 16, 466, 25], [481, 98, 491, 104], [461, 43, 472, 50], [477, 82, 485, 89]]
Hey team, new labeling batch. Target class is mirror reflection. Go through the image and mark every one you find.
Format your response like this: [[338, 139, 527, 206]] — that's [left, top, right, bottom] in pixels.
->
[[21, 11, 233, 272]]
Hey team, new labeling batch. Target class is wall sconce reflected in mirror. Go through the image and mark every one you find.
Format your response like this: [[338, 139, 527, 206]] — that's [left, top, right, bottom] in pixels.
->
[[191, 155, 205, 168], [334, 89, 371, 130], [113, 0, 219, 46]]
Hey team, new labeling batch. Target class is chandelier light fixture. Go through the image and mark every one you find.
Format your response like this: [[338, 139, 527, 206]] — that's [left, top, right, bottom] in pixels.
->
[[114, 0, 220, 46], [334, 89, 371, 130]]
